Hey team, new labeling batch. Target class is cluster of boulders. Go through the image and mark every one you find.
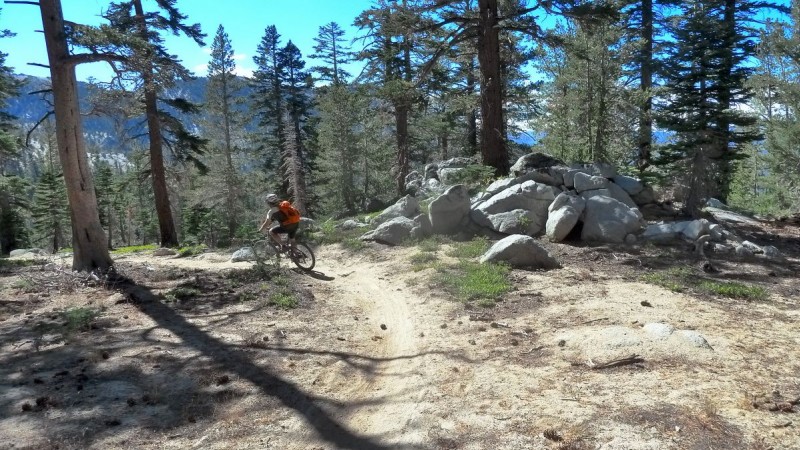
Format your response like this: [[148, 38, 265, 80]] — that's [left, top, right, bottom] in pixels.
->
[[343, 151, 787, 268], [360, 153, 662, 249], [643, 207, 785, 261]]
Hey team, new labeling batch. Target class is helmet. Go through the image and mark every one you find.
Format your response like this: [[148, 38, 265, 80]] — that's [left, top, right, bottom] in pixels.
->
[[265, 193, 280, 206]]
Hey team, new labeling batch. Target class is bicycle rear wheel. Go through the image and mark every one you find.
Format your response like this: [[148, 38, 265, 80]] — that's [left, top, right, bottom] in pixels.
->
[[290, 243, 315, 271]]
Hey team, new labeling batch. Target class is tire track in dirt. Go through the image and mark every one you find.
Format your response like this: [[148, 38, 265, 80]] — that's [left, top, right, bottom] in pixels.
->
[[311, 248, 428, 448]]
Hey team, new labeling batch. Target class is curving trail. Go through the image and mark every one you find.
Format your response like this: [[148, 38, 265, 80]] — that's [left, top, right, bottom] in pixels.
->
[[308, 247, 429, 448]]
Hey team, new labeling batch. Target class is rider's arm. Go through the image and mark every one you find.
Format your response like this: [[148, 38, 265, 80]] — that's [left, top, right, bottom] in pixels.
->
[[257, 213, 273, 233]]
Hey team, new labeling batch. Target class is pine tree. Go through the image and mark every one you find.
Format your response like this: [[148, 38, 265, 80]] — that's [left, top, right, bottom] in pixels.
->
[[30, 0, 113, 270], [101, 0, 207, 247], [31, 171, 69, 252], [205, 24, 244, 240], [656, 0, 761, 214], [315, 84, 362, 214], [0, 10, 28, 255], [311, 22, 353, 85], [355, 0, 417, 195], [251, 26, 286, 180], [278, 42, 312, 213], [418, 0, 615, 175], [747, 5, 799, 213], [93, 161, 120, 249], [534, 16, 636, 165]]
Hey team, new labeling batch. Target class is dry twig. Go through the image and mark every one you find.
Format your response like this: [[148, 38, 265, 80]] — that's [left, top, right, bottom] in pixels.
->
[[586, 354, 644, 370]]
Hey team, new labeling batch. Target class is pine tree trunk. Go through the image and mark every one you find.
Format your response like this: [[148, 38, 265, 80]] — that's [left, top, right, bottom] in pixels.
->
[[638, 0, 653, 173], [221, 72, 239, 239], [133, 0, 179, 247], [466, 58, 478, 156], [477, 0, 509, 175], [395, 29, 412, 196], [395, 102, 410, 195], [39, 0, 113, 271], [715, 0, 736, 202]]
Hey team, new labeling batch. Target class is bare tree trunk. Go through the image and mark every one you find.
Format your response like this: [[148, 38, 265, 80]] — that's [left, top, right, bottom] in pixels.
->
[[39, 0, 113, 271], [638, 0, 653, 173], [221, 70, 239, 239], [466, 59, 478, 156], [282, 112, 308, 214], [715, 0, 736, 202], [395, 102, 410, 195], [394, 22, 412, 196], [477, 0, 509, 175], [133, 0, 179, 247]]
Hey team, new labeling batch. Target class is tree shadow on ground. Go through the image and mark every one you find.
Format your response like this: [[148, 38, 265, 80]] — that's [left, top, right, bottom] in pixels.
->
[[118, 280, 398, 450], [0, 324, 235, 449]]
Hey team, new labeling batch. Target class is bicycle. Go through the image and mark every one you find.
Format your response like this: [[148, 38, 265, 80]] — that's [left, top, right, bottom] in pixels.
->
[[252, 235, 316, 271]]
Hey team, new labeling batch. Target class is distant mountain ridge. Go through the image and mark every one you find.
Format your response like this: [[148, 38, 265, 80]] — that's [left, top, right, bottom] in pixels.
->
[[5, 74, 212, 152]]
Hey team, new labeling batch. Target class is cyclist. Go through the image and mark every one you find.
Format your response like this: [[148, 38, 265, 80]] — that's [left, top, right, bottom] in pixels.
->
[[257, 193, 301, 251]]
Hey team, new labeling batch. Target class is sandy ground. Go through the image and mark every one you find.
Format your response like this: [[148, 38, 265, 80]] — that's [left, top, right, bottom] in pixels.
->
[[1, 241, 799, 450]]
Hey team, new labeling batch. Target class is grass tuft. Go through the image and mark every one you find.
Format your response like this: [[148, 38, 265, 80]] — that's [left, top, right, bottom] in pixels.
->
[[269, 292, 298, 308], [312, 219, 372, 250], [111, 244, 158, 255], [177, 244, 207, 257], [641, 266, 769, 300], [446, 237, 490, 259], [698, 281, 768, 300], [434, 260, 511, 306], [409, 252, 439, 272], [165, 287, 200, 302], [62, 307, 98, 332]]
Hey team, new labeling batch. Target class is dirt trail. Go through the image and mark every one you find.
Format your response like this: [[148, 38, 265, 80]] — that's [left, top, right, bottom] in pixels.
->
[[117, 246, 438, 448], [303, 247, 429, 448]]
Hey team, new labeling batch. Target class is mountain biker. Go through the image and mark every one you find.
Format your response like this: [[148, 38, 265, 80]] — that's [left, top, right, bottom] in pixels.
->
[[257, 193, 301, 251]]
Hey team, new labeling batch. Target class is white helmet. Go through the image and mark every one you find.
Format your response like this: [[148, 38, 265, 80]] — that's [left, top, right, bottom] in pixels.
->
[[265, 193, 279, 206]]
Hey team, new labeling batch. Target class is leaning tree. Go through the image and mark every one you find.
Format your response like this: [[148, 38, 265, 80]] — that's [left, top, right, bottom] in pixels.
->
[[11, 0, 115, 271]]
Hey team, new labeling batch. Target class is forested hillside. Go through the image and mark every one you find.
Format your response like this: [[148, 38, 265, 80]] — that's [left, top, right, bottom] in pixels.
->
[[1, 0, 799, 262]]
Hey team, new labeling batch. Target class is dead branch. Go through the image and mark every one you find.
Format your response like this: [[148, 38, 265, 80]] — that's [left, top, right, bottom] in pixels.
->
[[586, 354, 644, 370], [581, 317, 608, 325], [25, 110, 54, 146]]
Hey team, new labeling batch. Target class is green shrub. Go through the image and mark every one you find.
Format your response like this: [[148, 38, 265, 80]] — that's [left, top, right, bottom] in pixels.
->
[[417, 237, 442, 253], [269, 291, 298, 309], [446, 237, 490, 259], [312, 219, 371, 248], [165, 287, 200, 302], [434, 260, 511, 306], [111, 244, 158, 255], [409, 252, 439, 272], [640, 272, 685, 292], [641, 267, 768, 300], [698, 281, 768, 300], [62, 307, 98, 332], [177, 244, 207, 257], [11, 277, 37, 291], [0, 258, 44, 271], [447, 164, 496, 192]]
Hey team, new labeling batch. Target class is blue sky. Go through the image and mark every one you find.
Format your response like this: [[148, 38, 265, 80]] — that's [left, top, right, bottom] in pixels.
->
[[1, 0, 373, 81]]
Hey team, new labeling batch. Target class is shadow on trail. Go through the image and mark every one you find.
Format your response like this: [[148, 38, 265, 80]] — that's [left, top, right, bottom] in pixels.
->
[[238, 344, 474, 377], [119, 280, 393, 450], [296, 268, 335, 281]]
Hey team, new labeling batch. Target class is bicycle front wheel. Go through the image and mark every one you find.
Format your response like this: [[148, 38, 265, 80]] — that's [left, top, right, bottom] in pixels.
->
[[290, 243, 316, 271]]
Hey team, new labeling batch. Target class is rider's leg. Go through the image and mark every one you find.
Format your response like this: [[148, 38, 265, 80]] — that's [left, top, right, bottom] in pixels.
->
[[268, 226, 283, 248], [287, 225, 298, 249]]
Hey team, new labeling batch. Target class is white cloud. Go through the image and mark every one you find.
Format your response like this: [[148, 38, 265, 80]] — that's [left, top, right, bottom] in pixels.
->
[[234, 66, 254, 78], [233, 53, 247, 61], [193, 63, 209, 75], [192, 62, 253, 78]]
